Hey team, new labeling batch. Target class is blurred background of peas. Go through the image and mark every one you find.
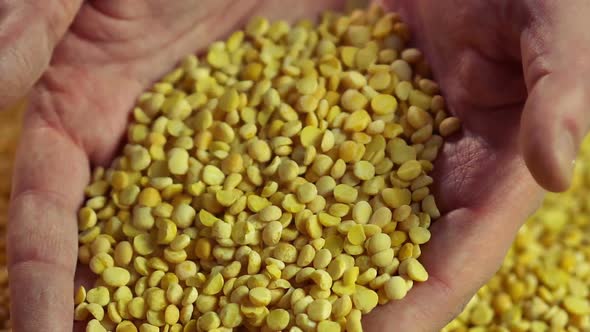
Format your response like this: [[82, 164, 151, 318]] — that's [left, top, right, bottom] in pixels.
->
[[0, 101, 23, 331]]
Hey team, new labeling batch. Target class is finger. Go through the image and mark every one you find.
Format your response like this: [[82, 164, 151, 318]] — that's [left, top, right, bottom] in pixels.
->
[[73, 0, 344, 87], [520, 1, 590, 192], [364, 156, 542, 331], [8, 106, 89, 331], [0, 0, 82, 110]]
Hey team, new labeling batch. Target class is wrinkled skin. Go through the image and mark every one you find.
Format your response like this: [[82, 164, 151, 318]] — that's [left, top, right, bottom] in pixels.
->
[[4, 1, 589, 331]]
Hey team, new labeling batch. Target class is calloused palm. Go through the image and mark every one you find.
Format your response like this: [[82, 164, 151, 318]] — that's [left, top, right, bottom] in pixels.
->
[[6, 0, 589, 331]]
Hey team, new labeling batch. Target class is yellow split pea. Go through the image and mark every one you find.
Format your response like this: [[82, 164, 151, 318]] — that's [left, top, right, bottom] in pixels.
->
[[76, 5, 460, 332]]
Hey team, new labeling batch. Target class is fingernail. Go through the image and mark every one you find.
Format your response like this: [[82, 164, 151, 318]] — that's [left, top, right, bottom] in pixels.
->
[[557, 132, 576, 183]]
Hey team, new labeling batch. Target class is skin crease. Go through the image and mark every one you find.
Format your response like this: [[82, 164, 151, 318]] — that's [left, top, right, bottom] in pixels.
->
[[3, 0, 589, 331]]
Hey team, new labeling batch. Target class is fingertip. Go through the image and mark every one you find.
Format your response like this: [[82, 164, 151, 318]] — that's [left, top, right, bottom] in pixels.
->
[[522, 129, 574, 193], [520, 74, 583, 193]]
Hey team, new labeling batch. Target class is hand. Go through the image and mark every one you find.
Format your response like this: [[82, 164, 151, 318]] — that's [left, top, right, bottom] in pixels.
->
[[7, 1, 587, 332], [365, 1, 590, 331], [6, 1, 343, 331]]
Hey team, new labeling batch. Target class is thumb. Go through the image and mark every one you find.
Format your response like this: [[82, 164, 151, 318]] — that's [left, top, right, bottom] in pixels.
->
[[520, 1, 590, 192], [0, 1, 82, 110]]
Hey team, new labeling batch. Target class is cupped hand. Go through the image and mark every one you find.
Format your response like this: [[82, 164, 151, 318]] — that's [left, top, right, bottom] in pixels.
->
[[6, 1, 590, 332], [365, 1, 590, 331], [6, 1, 344, 331]]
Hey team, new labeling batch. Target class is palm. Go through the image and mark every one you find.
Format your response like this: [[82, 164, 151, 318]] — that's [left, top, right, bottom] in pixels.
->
[[9, 1, 549, 331], [365, 1, 545, 330], [12, 1, 346, 331]]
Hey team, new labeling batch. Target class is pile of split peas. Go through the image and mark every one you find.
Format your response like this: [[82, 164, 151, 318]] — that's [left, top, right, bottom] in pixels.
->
[[74, 6, 458, 331], [64, 4, 590, 332]]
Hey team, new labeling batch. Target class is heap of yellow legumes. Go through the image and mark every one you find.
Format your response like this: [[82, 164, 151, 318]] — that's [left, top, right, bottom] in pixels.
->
[[443, 136, 590, 332], [74, 6, 461, 332]]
